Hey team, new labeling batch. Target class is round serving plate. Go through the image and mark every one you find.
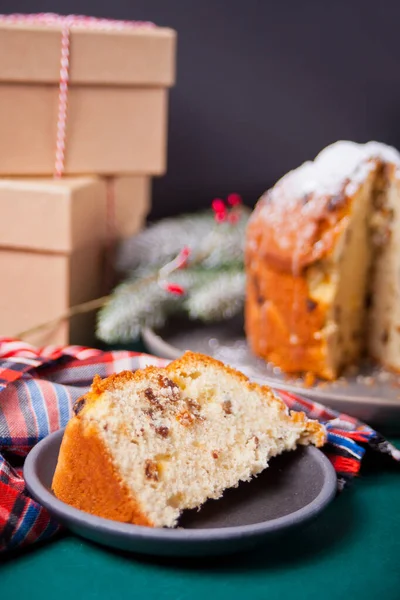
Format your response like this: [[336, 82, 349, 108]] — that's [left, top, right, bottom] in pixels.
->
[[142, 316, 400, 433], [24, 428, 336, 557]]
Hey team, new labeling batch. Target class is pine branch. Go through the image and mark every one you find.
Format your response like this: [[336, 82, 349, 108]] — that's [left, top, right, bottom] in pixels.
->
[[201, 217, 249, 269], [184, 270, 246, 322], [97, 280, 174, 343], [115, 212, 213, 273], [97, 268, 214, 343], [115, 207, 251, 274], [98, 202, 250, 343]]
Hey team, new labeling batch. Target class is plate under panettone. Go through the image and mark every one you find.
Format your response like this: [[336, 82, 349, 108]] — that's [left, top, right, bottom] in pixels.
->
[[142, 316, 400, 433], [24, 428, 336, 557]]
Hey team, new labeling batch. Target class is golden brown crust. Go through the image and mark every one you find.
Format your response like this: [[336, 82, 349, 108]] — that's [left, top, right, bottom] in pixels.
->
[[247, 181, 353, 273], [244, 156, 384, 380], [73, 351, 326, 446], [78, 350, 287, 414], [73, 367, 175, 415], [52, 418, 153, 526], [166, 352, 326, 446], [289, 409, 326, 446], [167, 351, 285, 407], [245, 257, 335, 380]]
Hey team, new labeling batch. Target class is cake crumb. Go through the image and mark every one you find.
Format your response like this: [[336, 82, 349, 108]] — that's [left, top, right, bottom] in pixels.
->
[[223, 400, 233, 414], [156, 426, 169, 438], [176, 410, 195, 427], [186, 398, 201, 414], [145, 460, 159, 481], [316, 381, 328, 389], [304, 372, 316, 387], [144, 388, 163, 410]]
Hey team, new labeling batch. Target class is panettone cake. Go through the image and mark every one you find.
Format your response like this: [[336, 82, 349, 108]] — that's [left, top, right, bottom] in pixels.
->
[[52, 352, 325, 527], [245, 140, 400, 380]]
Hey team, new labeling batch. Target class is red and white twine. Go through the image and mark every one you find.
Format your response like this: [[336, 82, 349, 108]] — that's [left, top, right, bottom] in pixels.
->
[[0, 15, 245, 302], [0, 13, 155, 177], [55, 24, 71, 177], [0, 13, 156, 294]]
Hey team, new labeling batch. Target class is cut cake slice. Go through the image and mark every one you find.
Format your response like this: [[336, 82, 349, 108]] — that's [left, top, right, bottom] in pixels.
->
[[52, 352, 325, 527]]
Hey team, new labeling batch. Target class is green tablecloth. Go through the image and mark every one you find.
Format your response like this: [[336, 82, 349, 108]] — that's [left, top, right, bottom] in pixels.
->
[[1, 340, 400, 599]]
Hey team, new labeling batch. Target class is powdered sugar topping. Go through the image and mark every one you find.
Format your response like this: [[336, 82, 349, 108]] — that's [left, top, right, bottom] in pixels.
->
[[272, 140, 400, 201], [253, 140, 400, 253]]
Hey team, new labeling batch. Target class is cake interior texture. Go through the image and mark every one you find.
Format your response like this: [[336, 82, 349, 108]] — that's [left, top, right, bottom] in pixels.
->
[[368, 166, 400, 370], [52, 353, 324, 527], [308, 170, 376, 376], [308, 162, 400, 375], [245, 141, 400, 379]]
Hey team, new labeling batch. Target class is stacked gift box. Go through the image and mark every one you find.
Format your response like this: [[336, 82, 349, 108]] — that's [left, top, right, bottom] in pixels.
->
[[0, 15, 176, 346]]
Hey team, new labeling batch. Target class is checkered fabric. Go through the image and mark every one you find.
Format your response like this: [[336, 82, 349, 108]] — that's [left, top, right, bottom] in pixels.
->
[[1, 338, 399, 553]]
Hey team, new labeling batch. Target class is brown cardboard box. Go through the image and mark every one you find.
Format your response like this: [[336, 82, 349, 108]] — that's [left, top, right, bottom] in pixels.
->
[[0, 176, 150, 346], [0, 23, 176, 175]]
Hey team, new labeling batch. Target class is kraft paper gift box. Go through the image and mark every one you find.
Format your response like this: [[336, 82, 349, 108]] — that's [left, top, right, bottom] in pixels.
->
[[0, 17, 176, 175], [0, 176, 150, 346]]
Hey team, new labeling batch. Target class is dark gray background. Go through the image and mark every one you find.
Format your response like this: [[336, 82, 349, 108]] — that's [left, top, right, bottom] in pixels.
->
[[2, 1, 400, 219]]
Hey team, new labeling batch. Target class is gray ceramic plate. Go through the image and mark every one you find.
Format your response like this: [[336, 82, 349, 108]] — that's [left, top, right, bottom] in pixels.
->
[[24, 428, 336, 557], [142, 316, 400, 433]]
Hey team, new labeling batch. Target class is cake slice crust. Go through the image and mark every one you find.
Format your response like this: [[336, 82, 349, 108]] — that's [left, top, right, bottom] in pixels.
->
[[52, 417, 153, 526], [52, 352, 325, 527]]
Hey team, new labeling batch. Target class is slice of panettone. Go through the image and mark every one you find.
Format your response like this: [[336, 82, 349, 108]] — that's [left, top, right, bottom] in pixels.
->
[[52, 352, 325, 527]]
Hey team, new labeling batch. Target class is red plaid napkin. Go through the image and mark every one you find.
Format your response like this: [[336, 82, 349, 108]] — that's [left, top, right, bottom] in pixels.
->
[[1, 338, 399, 554]]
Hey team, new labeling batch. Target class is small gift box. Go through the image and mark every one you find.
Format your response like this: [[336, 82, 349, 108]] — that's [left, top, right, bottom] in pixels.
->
[[0, 175, 150, 346], [0, 14, 176, 176]]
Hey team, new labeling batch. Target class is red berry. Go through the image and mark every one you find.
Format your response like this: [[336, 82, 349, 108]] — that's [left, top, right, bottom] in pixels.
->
[[214, 211, 226, 223], [211, 198, 226, 213], [164, 283, 185, 296], [227, 193, 242, 206]]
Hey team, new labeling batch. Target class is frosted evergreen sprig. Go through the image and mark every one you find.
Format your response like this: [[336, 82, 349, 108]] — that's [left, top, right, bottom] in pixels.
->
[[97, 267, 213, 343], [96, 195, 249, 344], [97, 267, 246, 344], [115, 202, 250, 275], [184, 269, 246, 322], [97, 280, 176, 343]]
